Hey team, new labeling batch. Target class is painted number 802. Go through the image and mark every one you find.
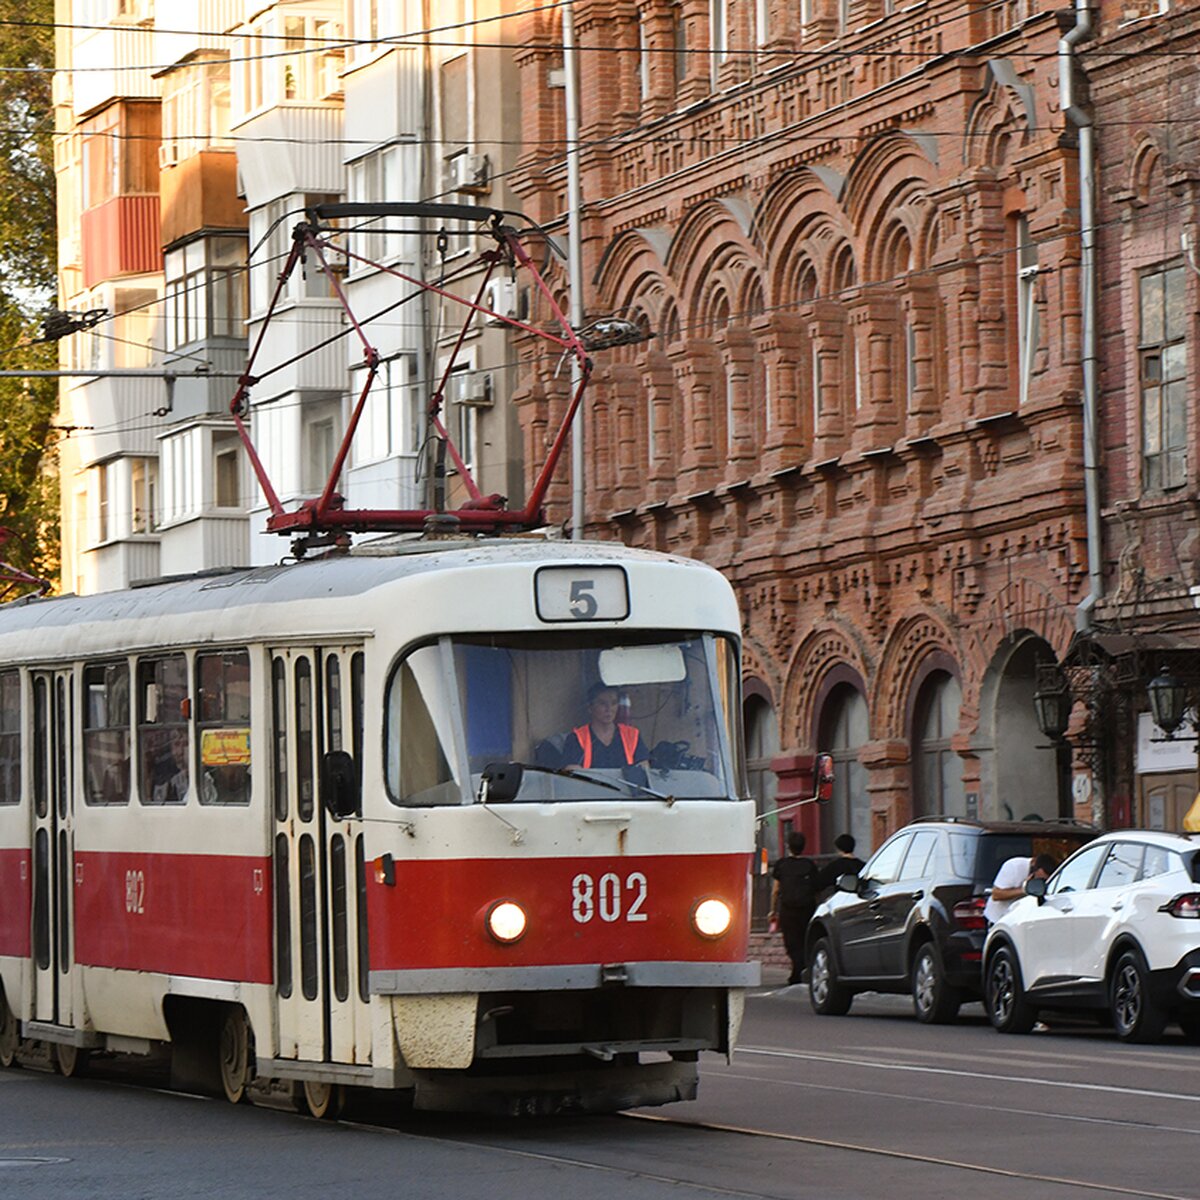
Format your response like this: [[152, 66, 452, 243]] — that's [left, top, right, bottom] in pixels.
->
[[571, 871, 648, 924]]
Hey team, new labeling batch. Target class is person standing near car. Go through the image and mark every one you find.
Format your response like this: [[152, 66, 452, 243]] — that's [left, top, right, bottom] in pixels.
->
[[770, 831, 820, 986], [818, 833, 866, 896], [984, 853, 1058, 925]]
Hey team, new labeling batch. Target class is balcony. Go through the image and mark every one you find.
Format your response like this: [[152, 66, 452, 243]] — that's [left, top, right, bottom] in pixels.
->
[[160, 151, 247, 247], [154, 1, 243, 68], [81, 196, 163, 288], [71, 26, 160, 119]]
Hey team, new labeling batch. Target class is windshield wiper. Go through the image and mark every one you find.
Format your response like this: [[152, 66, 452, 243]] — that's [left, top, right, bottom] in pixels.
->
[[480, 760, 674, 803]]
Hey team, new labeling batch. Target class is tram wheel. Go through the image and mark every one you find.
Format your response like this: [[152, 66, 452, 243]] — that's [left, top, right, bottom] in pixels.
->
[[301, 1079, 344, 1120], [217, 1008, 252, 1104], [54, 1042, 89, 1078], [0, 993, 20, 1069]]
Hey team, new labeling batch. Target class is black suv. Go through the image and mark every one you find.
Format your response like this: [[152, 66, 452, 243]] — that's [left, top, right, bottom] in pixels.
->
[[805, 817, 1098, 1023]]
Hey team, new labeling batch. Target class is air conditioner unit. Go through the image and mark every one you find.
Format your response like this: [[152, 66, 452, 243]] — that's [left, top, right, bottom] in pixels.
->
[[482, 279, 518, 325], [447, 370, 491, 406], [450, 153, 490, 195]]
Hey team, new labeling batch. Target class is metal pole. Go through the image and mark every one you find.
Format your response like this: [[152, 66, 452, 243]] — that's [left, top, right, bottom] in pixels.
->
[[563, 2, 585, 541]]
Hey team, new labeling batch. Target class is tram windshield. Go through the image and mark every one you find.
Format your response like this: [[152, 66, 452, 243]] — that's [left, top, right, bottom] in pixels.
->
[[385, 632, 743, 805]]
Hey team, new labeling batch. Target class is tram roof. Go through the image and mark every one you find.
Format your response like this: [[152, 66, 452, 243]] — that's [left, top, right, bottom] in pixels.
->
[[0, 538, 731, 648]]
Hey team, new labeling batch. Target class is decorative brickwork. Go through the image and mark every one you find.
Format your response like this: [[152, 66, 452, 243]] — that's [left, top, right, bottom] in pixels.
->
[[513, 1, 1107, 848]]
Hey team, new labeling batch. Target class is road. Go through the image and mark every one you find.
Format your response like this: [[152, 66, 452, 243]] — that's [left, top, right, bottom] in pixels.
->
[[2, 981, 1197, 1200]]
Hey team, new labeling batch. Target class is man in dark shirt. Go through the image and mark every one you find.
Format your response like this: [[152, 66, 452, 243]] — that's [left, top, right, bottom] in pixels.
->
[[770, 831, 819, 986], [818, 833, 866, 895], [561, 683, 650, 769]]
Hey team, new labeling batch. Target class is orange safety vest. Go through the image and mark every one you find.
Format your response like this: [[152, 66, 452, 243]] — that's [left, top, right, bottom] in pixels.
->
[[573, 722, 640, 768]]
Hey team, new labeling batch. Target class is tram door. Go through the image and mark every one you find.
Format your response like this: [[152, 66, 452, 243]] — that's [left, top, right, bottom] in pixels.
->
[[30, 671, 76, 1027], [271, 647, 370, 1065]]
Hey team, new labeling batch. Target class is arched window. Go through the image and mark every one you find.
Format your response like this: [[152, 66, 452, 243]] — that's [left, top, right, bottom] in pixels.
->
[[744, 691, 778, 927], [912, 670, 964, 817], [818, 683, 869, 853], [744, 693, 779, 828]]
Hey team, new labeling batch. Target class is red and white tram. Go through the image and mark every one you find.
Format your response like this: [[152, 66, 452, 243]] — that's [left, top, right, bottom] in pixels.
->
[[0, 538, 757, 1114]]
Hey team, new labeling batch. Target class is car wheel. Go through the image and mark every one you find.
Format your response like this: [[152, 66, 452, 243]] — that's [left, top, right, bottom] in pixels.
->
[[986, 945, 1037, 1034], [912, 942, 962, 1025], [1110, 948, 1167, 1044], [808, 937, 853, 1016]]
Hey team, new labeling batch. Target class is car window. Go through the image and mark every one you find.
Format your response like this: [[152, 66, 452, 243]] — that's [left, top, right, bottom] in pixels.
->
[[1140, 845, 1177, 880], [947, 833, 975, 879], [900, 830, 939, 880], [1095, 842, 1143, 889], [1047, 843, 1108, 894], [864, 834, 912, 885]]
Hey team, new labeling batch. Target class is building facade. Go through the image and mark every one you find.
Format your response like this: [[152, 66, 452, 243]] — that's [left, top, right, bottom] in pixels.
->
[[514, 0, 1106, 855], [55, 0, 526, 583], [1083, 2, 1200, 832]]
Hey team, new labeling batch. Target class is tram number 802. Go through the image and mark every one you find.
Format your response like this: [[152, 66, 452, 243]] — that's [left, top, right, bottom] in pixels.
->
[[571, 871, 648, 924]]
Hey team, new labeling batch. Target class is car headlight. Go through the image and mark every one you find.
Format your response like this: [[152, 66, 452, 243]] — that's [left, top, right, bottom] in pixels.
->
[[486, 900, 527, 943], [693, 897, 733, 939]]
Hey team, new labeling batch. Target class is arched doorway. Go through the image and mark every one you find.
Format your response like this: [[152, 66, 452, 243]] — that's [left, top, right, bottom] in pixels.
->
[[817, 683, 870, 853], [990, 636, 1067, 820], [912, 671, 964, 818], [743, 691, 779, 926]]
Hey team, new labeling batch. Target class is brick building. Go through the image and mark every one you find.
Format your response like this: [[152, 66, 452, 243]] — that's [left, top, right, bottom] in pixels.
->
[[1081, 3, 1200, 832], [512, 0, 1111, 857]]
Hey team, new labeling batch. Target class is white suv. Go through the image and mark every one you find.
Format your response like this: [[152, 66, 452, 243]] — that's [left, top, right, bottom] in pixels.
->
[[984, 830, 1200, 1043]]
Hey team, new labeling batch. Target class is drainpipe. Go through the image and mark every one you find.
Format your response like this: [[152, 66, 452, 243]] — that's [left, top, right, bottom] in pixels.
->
[[1060, 1, 1101, 632], [563, 2, 585, 540]]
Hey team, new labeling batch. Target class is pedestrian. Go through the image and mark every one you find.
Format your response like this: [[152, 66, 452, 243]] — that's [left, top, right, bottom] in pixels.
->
[[984, 853, 1059, 925], [769, 831, 819, 986], [818, 833, 866, 895]]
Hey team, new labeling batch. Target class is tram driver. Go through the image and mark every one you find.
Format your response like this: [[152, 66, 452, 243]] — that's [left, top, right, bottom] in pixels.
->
[[561, 682, 650, 771]]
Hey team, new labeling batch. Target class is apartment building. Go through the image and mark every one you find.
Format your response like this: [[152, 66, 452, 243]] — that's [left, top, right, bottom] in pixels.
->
[[55, 0, 526, 582]]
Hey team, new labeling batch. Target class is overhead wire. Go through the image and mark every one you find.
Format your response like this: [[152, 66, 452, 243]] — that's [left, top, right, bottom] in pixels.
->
[[52, 181, 1200, 443]]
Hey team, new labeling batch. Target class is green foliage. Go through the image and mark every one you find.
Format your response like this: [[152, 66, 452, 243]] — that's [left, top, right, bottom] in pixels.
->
[[0, 1, 57, 588]]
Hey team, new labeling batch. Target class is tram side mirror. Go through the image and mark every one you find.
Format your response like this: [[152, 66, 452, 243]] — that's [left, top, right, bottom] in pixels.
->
[[814, 752, 835, 803], [322, 750, 360, 819], [481, 761, 523, 803]]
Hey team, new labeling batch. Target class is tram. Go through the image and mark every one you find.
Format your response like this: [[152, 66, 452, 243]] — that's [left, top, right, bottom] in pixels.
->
[[0, 537, 757, 1115]]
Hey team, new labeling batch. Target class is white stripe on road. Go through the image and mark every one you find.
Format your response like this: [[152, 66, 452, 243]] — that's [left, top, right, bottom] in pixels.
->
[[712, 1069, 1200, 1137], [737, 1045, 1200, 1104]]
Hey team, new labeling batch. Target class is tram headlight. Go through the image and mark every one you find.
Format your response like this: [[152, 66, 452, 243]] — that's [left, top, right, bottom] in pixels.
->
[[486, 900, 527, 944], [692, 897, 733, 939]]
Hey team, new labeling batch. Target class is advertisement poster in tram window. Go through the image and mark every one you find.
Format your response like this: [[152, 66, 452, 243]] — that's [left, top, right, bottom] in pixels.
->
[[201, 728, 251, 766]]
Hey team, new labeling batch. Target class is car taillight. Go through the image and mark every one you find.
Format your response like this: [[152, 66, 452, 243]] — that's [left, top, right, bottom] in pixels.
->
[[952, 895, 987, 931], [1160, 894, 1200, 919]]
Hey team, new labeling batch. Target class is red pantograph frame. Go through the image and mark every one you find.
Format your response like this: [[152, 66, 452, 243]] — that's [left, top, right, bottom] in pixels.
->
[[229, 203, 592, 542]]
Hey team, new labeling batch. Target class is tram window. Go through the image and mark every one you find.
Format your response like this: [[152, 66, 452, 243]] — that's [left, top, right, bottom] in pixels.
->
[[385, 647, 458, 806], [32, 677, 47, 817], [271, 657, 288, 822], [331, 834, 349, 1002], [137, 655, 190, 805], [83, 661, 131, 806], [351, 652, 364, 781], [325, 654, 343, 752], [299, 833, 318, 1001], [0, 671, 19, 805], [355, 834, 370, 1003], [195, 651, 251, 805], [295, 657, 314, 821], [274, 833, 292, 999]]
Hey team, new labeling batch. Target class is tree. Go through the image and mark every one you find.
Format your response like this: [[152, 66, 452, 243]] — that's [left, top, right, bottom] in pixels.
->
[[0, 0, 57, 589]]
